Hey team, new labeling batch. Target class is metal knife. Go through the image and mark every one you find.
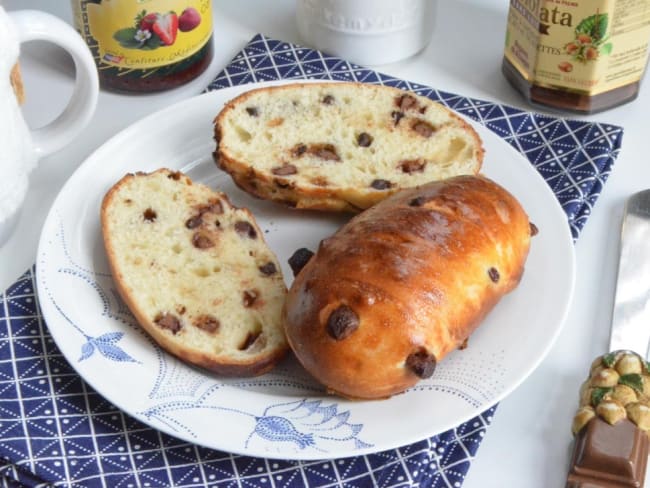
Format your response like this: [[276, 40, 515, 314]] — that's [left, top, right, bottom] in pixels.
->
[[566, 189, 650, 488]]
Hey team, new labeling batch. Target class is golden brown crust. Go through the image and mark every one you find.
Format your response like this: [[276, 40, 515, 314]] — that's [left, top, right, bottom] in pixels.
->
[[282, 175, 531, 399], [216, 152, 363, 212], [214, 82, 484, 212], [101, 169, 288, 377]]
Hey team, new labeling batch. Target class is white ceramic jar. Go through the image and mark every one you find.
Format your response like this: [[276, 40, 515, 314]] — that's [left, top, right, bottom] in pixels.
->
[[296, 0, 436, 65]]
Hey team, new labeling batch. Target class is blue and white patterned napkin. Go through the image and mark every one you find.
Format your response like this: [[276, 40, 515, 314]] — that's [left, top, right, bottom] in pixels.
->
[[0, 34, 622, 488]]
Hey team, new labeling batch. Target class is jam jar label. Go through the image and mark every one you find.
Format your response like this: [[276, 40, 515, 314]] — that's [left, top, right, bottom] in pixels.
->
[[73, 0, 212, 70], [504, 0, 650, 96]]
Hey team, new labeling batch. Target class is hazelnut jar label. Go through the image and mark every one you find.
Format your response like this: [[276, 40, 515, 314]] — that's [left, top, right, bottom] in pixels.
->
[[504, 0, 650, 96], [72, 0, 212, 70]]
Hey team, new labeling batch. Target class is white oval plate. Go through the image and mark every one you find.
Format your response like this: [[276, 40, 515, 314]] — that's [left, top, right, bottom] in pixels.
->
[[36, 81, 575, 460]]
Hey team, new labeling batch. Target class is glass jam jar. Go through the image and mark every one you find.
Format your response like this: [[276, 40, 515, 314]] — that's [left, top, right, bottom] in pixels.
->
[[71, 0, 213, 92], [502, 0, 650, 114]]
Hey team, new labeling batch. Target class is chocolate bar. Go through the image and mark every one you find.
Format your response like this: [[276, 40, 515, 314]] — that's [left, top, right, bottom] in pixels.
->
[[566, 417, 648, 487]]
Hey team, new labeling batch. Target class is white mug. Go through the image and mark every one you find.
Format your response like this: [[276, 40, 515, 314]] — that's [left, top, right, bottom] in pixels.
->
[[295, 0, 436, 66], [0, 7, 99, 246]]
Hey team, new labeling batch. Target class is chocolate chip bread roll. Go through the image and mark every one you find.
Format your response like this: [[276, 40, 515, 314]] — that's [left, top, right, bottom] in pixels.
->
[[283, 175, 532, 399], [213, 82, 484, 212], [101, 169, 288, 376]]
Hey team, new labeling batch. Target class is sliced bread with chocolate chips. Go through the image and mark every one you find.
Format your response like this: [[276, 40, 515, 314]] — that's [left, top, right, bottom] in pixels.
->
[[214, 82, 484, 212], [101, 169, 288, 376]]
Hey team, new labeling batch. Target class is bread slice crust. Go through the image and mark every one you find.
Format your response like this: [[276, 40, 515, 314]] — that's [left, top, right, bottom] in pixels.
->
[[101, 169, 288, 376]]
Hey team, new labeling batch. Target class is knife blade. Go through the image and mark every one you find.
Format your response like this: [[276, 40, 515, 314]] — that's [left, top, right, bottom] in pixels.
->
[[566, 190, 650, 488], [610, 189, 650, 354]]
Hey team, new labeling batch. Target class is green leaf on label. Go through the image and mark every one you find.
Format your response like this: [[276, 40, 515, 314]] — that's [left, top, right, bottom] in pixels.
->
[[113, 27, 163, 50], [575, 14, 608, 43], [619, 373, 644, 392], [645, 361, 650, 373], [118, 39, 144, 50], [144, 33, 163, 49], [113, 27, 137, 43], [601, 43, 613, 56], [114, 27, 138, 43], [591, 387, 613, 406], [602, 352, 617, 368]]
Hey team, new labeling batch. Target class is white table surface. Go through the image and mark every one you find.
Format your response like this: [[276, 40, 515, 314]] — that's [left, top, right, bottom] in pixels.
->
[[2, 1, 649, 486]]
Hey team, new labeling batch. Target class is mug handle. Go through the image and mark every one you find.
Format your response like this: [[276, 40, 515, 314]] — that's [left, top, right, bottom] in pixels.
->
[[9, 10, 99, 158]]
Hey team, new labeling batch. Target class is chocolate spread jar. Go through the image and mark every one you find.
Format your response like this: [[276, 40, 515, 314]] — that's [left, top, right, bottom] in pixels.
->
[[503, 0, 650, 113], [71, 0, 213, 92]]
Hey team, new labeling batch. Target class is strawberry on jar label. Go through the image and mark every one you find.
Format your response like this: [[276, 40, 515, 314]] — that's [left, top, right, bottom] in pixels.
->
[[70, 0, 214, 92]]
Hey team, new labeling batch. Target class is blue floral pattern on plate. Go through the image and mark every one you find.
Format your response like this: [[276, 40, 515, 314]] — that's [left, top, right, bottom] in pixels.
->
[[38, 212, 375, 457]]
